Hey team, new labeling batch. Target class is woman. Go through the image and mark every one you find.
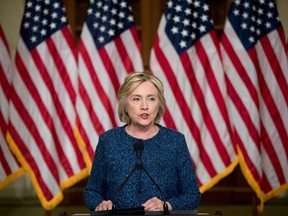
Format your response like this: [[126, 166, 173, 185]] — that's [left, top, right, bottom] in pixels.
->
[[83, 71, 201, 212]]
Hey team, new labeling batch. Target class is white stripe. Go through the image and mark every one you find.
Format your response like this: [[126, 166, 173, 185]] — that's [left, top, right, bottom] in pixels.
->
[[221, 30, 260, 133], [259, 91, 288, 178], [120, 29, 144, 72], [78, 53, 115, 130], [0, 134, 19, 172], [76, 95, 100, 151], [267, 30, 288, 82], [150, 48, 198, 160], [9, 102, 60, 195], [36, 37, 81, 173], [11, 62, 69, 180], [262, 147, 281, 189], [18, 39, 79, 174], [80, 25, 118, 128], [36, 39, 76, 127], [257, 39, 288, 133], [52, 30, 78, 90]]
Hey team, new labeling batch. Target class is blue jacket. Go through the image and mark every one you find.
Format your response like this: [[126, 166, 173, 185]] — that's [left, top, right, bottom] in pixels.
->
[[84, 124, 201, 211]]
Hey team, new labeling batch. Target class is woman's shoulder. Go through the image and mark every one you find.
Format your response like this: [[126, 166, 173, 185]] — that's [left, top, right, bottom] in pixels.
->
[[100, 125, 126, 139], [158, 124, 185, 138]]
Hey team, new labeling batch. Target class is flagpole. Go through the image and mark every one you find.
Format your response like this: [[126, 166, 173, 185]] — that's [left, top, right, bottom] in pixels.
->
[[45, 210, 51, 216], [252, 192, 258, 216]]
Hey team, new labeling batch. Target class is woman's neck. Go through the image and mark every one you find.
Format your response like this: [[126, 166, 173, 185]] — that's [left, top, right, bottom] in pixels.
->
[[125, 124, 159, 140]]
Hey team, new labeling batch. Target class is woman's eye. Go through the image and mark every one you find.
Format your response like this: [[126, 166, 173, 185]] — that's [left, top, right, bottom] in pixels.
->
[[148, 97, 156, 101], [132, 97, 140, 102]]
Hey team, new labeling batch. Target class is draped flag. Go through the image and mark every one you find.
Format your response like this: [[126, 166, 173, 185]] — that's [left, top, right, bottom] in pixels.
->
[[220, 0, 288, 211], [149, 0, 237, 191], [6, 0, 87, 210], [75, 0, 143, 169], [0, 24, 24, 189]]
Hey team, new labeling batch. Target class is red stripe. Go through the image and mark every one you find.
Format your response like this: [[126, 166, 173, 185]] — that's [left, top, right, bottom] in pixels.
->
[[46, 36, 76, 104], [153, 35, 217, 178], [194, 36, 232, 166], [0, 26, 10, 55], [44, 38, 85, 170], [75, 116, 95, 160], [0, 67, 10, 101], [0, 110, 13, 175], [79, 39, 117, 127], [261, 123, 286, 185], [234, 131, 261, 181], [163, 108, 177, 130], [78, 79, 105, 136], [98, 47, 120, 98], [114, 34, 134, 73], [260, 35, 288, 106], [0, 143, 12, 176], [256, 62, 288, 160], [61, 27, 78, 63], [8, 122, 54, 200], [15, 51, 66, 180], [210, 31, 235, 142], [247, 42, 288, 160], [130, 27, 142, 54], [261, 173, 273, 194], [30, 49, 80, 175], [222, 33, 260, 109], [225, 77, 261, 179], [222, 34, 261, 152]]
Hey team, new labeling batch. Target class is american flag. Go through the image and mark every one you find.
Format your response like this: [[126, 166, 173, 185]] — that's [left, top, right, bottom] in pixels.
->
[[220, 0, 288, 210], [75, 0, 143, 168], [6, 0, 87, 210], [0, 24, 24, 189], [149, 0, 237, 191]]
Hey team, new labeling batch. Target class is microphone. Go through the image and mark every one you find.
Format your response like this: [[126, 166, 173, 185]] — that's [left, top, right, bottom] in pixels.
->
[[134, 141, 170, 215], [111, 141, 145, 214]]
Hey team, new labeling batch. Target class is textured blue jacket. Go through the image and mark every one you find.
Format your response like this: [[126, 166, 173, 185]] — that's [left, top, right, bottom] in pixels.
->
[[84, 124, 201, 211]]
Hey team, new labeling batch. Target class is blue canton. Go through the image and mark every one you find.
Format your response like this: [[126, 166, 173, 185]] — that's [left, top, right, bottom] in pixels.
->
[[229, 0, 281, 51], [165, 0, 214, 55], [86, 0, 136, 49], [20, 0, 68, 50]]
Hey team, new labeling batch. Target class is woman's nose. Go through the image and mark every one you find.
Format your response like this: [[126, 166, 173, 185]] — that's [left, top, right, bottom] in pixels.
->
[[141, 100, 148, 110]]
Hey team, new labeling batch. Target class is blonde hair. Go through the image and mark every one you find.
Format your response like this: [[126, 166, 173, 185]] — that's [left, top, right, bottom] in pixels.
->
[[118, 71, 166, 124]]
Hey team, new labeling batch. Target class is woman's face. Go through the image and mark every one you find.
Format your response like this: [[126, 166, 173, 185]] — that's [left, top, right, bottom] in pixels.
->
[[126, 81, 159, 128]]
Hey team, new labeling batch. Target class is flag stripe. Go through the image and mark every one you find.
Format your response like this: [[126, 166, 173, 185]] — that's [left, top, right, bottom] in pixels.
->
[[0, 24, 23, 188], [76, 0, 143, 166], [260, 35, 288, 106], [98, 47, 121, 98], [8, 123, 54, 199], [261, 124, 285, 185], [194, 38, 232, 167], [152, 35, 218, 179], [221, 0, 288, 209], [7, 0, 87, 209], [79, 39, 118, 128], [14, 51, 62, 181]]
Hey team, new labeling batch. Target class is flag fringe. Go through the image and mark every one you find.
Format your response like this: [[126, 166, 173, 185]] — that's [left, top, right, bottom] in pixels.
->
[[237, 145, 288, 212], [200, 156, 239, 193], [0, 167, 25, 190], [74, 126, 93, 172], [6, 130, 88, 211]]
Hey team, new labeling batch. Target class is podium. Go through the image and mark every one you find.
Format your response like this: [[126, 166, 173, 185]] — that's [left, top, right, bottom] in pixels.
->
[[62, 211, 223, 216]]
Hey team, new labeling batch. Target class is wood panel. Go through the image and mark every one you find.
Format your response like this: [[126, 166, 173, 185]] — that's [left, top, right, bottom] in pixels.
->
[[63, 0, 231, 67]]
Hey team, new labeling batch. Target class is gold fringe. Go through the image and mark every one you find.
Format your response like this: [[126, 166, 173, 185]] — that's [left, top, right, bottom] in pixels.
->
[[237, 145, 288, 212], [73, 126, 93, 172], [6, 130, 89, 211], [200, 156, 239, 193], [0, 167, 25, 190]]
